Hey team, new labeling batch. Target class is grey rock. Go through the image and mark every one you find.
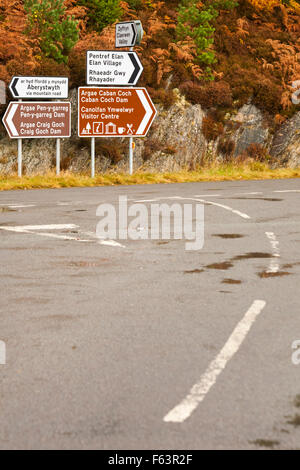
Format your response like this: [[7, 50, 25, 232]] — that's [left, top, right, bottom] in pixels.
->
[[230, 104, 271, 156], [0, 91, 299, 174], [270, 112, 300, 167]]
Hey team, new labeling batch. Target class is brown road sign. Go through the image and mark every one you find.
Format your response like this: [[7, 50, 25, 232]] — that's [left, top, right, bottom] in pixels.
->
[[2, 101, 71, 139], [78, 87, 157, 138]]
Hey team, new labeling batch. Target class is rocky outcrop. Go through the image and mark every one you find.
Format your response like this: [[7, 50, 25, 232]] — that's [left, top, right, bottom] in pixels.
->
[[230, 104, 271, 156], [270, 112, 300, 167], [0, 91, 299, 174]]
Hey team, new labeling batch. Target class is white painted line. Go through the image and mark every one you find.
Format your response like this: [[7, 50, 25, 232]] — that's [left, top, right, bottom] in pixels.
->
[[9, 205, 36, 209], [265, 232, 280, 273], [0, 224, 78, 231], [135, 196, 251, 220], [0, 225, 91, 242], [30, 231, 91, 242], [163, 300, 266, 423], [0, 204, 36, 208], [193, 194, 220, 198], [98, 239, 126, 248], [134, 199, 158, 203], [273, 190, 300, 193], [169, 196, 251, 220], [195, 198, 251, 219]]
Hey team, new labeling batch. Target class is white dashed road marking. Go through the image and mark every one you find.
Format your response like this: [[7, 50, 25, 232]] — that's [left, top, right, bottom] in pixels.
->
[[135, 196, 251, 220], [0, 224, 93, 242], [265, 232, 280, 273], [98, 240, 126, 248], [0, 224, 78, 231], [165, 196, 251, 220], [273, 190, 300, 193], [163, 300, 266, 423]]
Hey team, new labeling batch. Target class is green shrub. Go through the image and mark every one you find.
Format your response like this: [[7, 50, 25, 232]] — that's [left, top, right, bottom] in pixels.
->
[[77, 0, 122, 32], [24, 0, 79, 64], [176, 0, 237, 78]]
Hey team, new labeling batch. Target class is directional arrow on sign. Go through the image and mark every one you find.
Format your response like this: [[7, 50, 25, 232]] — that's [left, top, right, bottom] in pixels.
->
[[8, 76, 69, 99], [115, 21, 137, 48], [78, 87, 157, 138], [2, 101, 71, 139], [86, 51, 143, 86]]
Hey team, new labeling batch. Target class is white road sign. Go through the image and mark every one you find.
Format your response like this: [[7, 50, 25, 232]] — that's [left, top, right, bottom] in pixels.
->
[[9, 76, 69, 99], [86, 50, 143, 86], [115, 21, 143, 48]]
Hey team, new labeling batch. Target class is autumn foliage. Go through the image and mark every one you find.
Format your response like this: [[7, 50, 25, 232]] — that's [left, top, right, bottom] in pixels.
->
[[0, 0, 299, 120]]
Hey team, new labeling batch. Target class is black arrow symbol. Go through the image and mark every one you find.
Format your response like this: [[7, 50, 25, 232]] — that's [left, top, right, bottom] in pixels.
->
[[128, 53, 140, 84], [131, 23, 137, 46], [11, 77, 19, 97]]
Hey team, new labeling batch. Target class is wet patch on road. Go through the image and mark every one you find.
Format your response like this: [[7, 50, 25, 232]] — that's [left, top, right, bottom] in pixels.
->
[[232, 252, 273, 261], [0, 207, 16, 212], [258, 271, 291, 278], [222, 278, 242, 284], [282, 262, 300, 269], [251, 439, 280, 449], [287, 415, 300, 427], [184, 268, 204, 274], [229, 197, 283, 202], [13, 297, 50, 304], [213, 234, 245, 239], [294, 395, 300, 408], [206, 261, 233, 270]]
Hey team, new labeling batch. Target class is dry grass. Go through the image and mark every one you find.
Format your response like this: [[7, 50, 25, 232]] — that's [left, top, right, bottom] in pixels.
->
[[1, 163, 300, 191]]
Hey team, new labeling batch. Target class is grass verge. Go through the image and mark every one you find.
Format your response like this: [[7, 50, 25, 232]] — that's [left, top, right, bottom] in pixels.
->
[[1, 163, 300, 191]]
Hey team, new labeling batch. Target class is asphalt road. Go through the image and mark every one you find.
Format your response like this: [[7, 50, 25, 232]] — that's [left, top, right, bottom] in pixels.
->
[[1, 178, 300, 450]]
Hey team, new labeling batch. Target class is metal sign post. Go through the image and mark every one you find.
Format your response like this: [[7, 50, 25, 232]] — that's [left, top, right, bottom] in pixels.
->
[[129, 46, 134, 175], [115, 20, 144, 174], [18, 98, 22, 177], [2, 101, 71, 177], [4, 77, 70, 177], [91, 137, 95, 178], [56, 138, 61, 175]]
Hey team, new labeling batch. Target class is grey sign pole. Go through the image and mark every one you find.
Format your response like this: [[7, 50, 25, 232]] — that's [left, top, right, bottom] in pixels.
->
[[91, 137, 95, 178], [56, 138, 61, 175], [129, 46, 134, 176], [18, 98, 22, 177], [56, 99, 61, 175]]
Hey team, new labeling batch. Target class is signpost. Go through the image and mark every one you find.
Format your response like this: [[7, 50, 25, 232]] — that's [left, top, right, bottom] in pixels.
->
[[78, 87, 156, 138], [2, 102, 71, 139], [115, 21, 143, 48], [84, 20, 152, 175], [9, 76, 68, 99], [86, 51, 143, 86], [6, 76, 70, 176]]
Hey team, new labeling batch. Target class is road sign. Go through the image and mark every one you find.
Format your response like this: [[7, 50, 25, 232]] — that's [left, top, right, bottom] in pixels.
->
[[9, 76, 69, 99], [115, 21, 143, 48], [86, 51, 143, 86], [78, 87, 157, 138], [2, 101, 71, 139]]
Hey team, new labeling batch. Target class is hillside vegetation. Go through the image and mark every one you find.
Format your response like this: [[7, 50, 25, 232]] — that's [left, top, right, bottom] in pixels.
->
[[0, 0, 299, 125]]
